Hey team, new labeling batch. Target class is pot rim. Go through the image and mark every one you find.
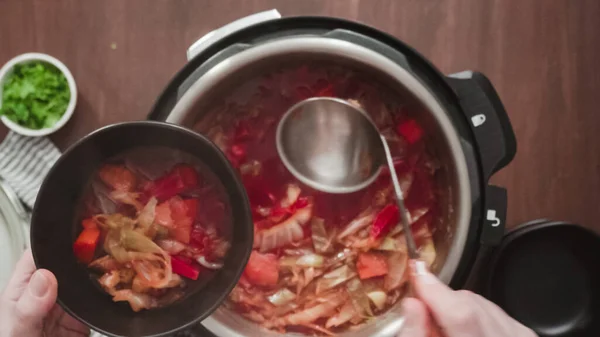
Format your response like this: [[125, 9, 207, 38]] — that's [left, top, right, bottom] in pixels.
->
[[167, 36, 472, 337]]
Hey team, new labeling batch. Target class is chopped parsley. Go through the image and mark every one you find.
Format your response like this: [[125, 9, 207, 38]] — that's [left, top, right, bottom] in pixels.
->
[[0, 62, 71, 129]]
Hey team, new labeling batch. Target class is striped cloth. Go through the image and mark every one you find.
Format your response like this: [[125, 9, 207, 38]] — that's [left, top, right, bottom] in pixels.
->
[[0, 132, 61, 208]]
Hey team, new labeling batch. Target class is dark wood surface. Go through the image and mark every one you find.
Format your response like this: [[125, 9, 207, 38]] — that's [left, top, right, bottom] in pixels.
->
[[1, 0, 600, 230]]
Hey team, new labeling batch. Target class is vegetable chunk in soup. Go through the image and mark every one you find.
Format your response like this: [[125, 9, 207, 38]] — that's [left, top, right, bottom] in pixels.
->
[[73, 148, 232, 312], [194, 64, 440, 335]]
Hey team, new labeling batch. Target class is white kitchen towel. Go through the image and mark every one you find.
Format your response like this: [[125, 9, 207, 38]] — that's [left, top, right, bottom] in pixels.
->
[[0, 131, 61, 208]]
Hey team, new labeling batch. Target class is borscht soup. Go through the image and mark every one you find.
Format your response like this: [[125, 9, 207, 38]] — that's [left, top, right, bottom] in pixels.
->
[[73, 147, 232, 312], [192, 62, 444, 335]]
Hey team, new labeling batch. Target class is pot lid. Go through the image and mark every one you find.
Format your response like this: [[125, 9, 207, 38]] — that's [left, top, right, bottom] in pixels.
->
[[0, 179, 28, 290]]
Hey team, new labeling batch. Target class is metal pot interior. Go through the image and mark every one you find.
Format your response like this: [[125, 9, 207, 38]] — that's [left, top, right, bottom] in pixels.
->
[[167, 37, 471, 337]]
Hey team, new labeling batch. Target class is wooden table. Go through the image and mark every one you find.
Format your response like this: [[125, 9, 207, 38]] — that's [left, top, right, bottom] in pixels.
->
[[1, 0, 599, 230]]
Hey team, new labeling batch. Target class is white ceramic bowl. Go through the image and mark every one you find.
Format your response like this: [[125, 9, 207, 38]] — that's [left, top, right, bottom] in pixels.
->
[[0, 53, 77, 137]]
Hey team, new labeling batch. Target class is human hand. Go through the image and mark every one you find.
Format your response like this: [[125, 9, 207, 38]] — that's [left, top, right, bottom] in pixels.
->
[[398, 264, 537, 337], [0, 249, 89, 337]]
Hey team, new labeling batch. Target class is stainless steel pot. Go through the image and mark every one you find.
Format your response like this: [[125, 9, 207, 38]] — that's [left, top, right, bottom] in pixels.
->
[[149, 10, 516, 337]]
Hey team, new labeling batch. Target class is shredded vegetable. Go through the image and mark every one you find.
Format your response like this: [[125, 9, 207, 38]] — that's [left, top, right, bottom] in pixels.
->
[[268, 288, 297, 306], [346, 278, 373, 317], [75, 157, 231, 312], [296, 254, 324, 268], [316, 265, 356, 294], [210, 64, 441, 335], [311, 217, 335, 253]]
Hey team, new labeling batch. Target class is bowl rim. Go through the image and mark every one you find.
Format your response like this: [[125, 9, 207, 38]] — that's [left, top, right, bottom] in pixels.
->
[[30, 121, 254, 337], [0, 52, 78, 137]]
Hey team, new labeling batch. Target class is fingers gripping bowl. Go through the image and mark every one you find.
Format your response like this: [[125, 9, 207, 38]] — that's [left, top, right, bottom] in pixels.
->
[[30, 122, 253, 337]]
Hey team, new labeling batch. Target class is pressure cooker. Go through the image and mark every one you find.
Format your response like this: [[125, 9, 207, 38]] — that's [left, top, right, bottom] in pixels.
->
[[148, 10, 517, 337]]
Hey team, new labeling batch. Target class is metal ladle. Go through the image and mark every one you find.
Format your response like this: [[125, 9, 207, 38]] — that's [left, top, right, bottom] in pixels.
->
[[276, 97, 419, 256], [277, 97, 441, 334]]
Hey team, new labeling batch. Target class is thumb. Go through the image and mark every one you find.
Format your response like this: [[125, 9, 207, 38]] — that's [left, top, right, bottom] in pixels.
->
[[13, 269, 57, 336], [397, 297, 429, 337]]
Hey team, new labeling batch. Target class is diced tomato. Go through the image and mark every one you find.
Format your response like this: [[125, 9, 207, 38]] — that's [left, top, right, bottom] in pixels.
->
[[356, 252, 389, 279], [183, 199, 198, 220], [169, 222, 192, 244], [167, 197, 193, 244], [155, 197, 195, 244], [171, 256, 200, 280], [396, 119, 423, 144], [81, 218, 97, 230], [73, 228, 100, 264], [145, 164, 200, 201], [370, 204, 400, 239], [98, 164, 136, 191], [169, 197, 191, 220], [244, 251, 279, 287], [154, 201, 173, 227]]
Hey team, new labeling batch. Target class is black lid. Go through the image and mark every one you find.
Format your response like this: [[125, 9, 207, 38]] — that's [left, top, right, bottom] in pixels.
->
[[484, 220, 600, 337]]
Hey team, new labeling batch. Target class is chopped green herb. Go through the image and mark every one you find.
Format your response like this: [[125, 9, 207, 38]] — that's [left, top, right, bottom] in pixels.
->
[[0, 62, 71, 129]]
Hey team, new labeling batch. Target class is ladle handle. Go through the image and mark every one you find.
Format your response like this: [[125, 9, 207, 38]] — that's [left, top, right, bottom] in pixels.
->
[[380, 135, 418, 259]]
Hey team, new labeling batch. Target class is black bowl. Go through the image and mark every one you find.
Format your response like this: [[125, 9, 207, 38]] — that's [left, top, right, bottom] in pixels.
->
[[485, 221, 600, 337], [30, 121, 253, 337]]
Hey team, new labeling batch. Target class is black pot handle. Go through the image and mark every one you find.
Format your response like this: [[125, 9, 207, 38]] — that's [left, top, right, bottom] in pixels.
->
[[446, 71, 517, 180]]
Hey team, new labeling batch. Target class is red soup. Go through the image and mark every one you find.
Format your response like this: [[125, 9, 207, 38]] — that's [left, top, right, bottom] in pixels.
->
[[74, 148, 232, 312], [193, 63, 441, 335]]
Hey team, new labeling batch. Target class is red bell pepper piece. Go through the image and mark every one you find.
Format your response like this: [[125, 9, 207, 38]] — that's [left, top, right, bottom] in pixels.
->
[[171, 256, 200, 280], [370, 204, 400, 239], [396, 119, 423, 144], [290, 196, 309, 212], [244, 251, 279, 287], [145, 164, 200, 201], [356, 252, 389, 279], [73, 228, 100, 264], [98, 164, 136, 191]]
